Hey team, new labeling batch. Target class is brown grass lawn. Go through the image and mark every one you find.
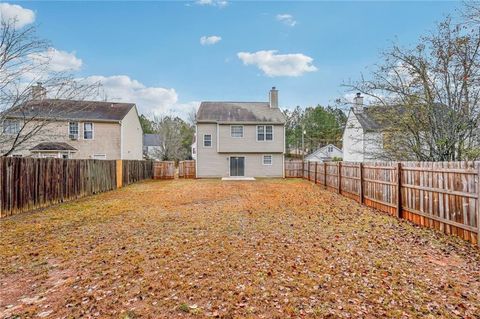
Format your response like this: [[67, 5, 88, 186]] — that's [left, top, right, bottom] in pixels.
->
[[1, 179, 480, 319]]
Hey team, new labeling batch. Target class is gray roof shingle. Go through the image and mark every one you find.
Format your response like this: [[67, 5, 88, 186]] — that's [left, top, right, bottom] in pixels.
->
[[30, 142, 77, 151], [197, 102, 286, 124], [143, 134, 163, 147], [7, 99, 135, 122]]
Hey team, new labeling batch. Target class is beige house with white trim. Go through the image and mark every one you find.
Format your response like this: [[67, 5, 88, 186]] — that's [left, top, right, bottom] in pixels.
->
[[195, 87, 286, 178], [1, 97, 143, 160]]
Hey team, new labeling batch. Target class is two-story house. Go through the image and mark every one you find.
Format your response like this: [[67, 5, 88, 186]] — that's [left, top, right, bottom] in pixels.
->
[[342, 93, 386, 162], [1, 86, 143, 159], [195, 87, 286, 178]]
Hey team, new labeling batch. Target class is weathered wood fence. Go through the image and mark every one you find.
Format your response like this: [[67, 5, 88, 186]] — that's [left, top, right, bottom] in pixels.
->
[[153, 161, 175, 179], [178, 160, 196, 179], [0, 157, 155, 218], [122, 160, 154, 186], [285, 160, 480, 246]]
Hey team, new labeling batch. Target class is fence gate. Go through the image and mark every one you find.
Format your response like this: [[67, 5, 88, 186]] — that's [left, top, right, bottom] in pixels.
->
[[178, 160, 196, 179], [153, 161, 175, 179]]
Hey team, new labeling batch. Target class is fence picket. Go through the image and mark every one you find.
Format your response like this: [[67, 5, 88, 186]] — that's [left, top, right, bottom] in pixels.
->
[[286, 160, 480, 245]]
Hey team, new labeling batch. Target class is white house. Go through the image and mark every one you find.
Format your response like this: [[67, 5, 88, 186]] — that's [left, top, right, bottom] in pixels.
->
[[305, 144, 342, 162], [143, 134, 163, 160], [342, 93, 385, 162], [195, 87, 286, 178]]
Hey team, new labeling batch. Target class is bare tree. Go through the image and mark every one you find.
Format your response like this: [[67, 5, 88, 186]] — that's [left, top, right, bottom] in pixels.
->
[[0, 17, 100, 156], [344, 15, 480, 161], [149, 116, 194, 161]]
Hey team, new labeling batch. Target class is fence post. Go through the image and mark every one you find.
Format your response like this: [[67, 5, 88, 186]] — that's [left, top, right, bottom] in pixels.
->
[[359, 162, 364, 204], [314, 162, 318, 184], [338, 162, 342, 194], [397, 162, 402, 219], [324, 163, 327, 189], [308, 161, 311, 181], [477, 164, 480, 247], [302, 160, 305, 179], [116, 160, 123, 188]]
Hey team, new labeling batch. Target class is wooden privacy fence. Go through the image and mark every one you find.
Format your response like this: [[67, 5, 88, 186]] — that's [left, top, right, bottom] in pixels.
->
[[285, 160, 304, 178], [178, 160, 196, 179], [286, 160, 480, 246], [122, 160, 154, 186], [153, 161, 175, 179], [0, 157, 155, 218], [0, 157, 116, 218]]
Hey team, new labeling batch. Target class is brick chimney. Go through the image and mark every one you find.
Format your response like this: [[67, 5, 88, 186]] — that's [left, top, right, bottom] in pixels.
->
[[31, 82, 47, 100], [269, 87, 278, 108], [353, 92, 364, 113]]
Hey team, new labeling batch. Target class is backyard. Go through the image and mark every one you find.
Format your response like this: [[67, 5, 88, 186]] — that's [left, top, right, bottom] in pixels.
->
[[1, 179, 480, 318]]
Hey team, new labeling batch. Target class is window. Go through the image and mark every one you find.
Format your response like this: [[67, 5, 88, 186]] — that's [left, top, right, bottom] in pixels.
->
[[84, 122, 93, 140], [69, 122, 79, 139], [257, 125, 273, 141], [3, 120, 20, 135], [328, 146, 333, 153], [93, 154, 106, 160], [263, 155, 273, 165], [203, 134, 212, 147], [230, 125, 244, 138]]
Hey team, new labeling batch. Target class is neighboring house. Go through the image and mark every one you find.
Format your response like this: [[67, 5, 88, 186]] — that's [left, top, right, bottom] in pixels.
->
[[195, 87, 286, 178], [305, 144, 342, 162], [1, 87, 143, 159], [342, 93, 386, 162], [143, 133, 163, 160], [191, 134, 197, 160]]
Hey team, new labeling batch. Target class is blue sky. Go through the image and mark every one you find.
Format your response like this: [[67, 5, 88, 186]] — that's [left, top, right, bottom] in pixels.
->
[[4, 1, 461, 117]]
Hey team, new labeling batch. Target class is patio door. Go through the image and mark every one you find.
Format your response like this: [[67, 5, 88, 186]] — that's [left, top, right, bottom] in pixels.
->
[[230, 157, 245, 177]]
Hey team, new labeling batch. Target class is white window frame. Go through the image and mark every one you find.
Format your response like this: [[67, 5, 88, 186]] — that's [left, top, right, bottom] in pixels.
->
[[2, 119, 20, 135], [93, 154, 106, 160], [68, 122, 79, 138], [230, 125, 244, 138], [83, 122, 94, 140], [263, 155, 273, 165], [203, 134, 212, 148], [328, 146, 333, 153], [256, 125, 274, 142]]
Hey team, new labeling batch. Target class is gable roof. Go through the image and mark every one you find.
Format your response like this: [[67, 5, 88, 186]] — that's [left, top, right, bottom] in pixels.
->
[[352, 103, 448, 132], [30, 142, 77, 151], [305, 144, 343, 161], [197, 102, 286, 124], [143, 134, 163, 147], [6, 99, 136, 122]]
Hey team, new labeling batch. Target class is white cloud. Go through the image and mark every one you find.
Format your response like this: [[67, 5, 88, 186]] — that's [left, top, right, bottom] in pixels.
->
[[200, 35, 222, 46], [81, 75, 197, 117], [195, 0, 228, 7], [29, 48, 83, 72], [237, 50, 317, 77], [276, 14, 296, 27], [0, 3, 35, 28]]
